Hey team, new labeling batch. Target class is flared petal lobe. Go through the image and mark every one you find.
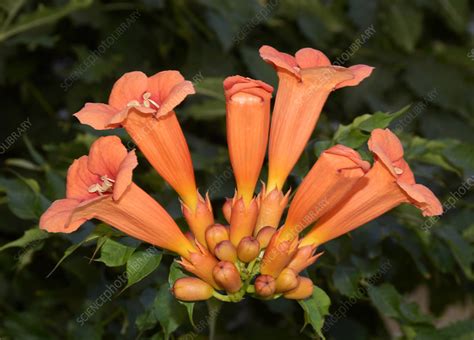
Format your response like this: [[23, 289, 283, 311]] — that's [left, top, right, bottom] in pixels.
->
[[225, 76, 273, 203], [74, 103, 119, 130]]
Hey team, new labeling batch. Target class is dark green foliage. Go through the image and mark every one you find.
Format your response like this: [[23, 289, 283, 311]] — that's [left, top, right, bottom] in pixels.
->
[[1, 0, 473, 339]]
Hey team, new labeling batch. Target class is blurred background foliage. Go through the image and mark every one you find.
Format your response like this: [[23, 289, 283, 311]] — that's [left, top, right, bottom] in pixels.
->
[[0, 0, 473, 339]]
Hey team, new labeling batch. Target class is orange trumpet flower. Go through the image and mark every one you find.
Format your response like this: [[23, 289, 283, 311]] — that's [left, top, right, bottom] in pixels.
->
[[74, 71, 213, 246], [40, 136, 219, 287], [300, 129, 443, 247], [279, 145, 370, 241], [224, 76, 273, 204], [39, 136, 196, 258], [74, 71, 196, 204], [259, 45, 374, 191]]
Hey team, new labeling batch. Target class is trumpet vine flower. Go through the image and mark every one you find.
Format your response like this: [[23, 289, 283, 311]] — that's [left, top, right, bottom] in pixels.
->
[[39, 46, 442, 304]]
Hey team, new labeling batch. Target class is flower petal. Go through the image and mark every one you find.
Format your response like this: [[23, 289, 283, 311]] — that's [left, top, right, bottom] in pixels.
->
[[295, 48, 331, 68], [224, 75, 273, 99], [39, 198, 85, 233], [156, 80, 195, 118], [66, 156, 99, 200], [113, 149, 138, 200], [88, 136, 128, 178], [147, 70, 186, 103], [259, 45, 299, 77], [398, 182, 443, 216], [335, 64, 374, 89], [368, 128, 404, 177], [108, 71, 148, 109], [74, 103, 120, 130]]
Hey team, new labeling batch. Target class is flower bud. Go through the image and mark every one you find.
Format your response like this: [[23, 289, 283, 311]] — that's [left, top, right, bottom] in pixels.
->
[[182, 193, 214, 247], [283, 277, 313, 300], [172, 277, 214, 301], [275, 268, 298, 293], [214, 240, 237, 262], [287, 245, 322, 274], [229, 197, 258, 246], [205, 224, 229, 254], [256, 226, 276, 249], [237, 236, 260, 263], [222, 198, 232, 223], [213, 261, 242, 293], [255, 275, 276, 298]]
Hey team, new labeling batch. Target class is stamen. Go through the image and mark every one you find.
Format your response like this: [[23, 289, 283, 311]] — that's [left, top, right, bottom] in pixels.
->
[[88, 175, 115, 195], [127, 100, 140, 108], [126, 93, 160, 110]]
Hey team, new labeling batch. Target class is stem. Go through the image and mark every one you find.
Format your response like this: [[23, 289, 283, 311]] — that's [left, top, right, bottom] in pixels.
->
[[206, 299, 222, 340], [212, 291, 232, 302]]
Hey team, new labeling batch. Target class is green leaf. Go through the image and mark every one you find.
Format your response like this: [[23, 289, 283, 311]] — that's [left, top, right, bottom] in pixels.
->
[[0, 177, 49, 220], [436, 0, 469, 34], [193, 76, 225, 100], [46, 225, 115, 277], [367, 283, 401, 319], [298, 285, 331, 339], [0, 228, 48, 251], [0, 0, 93, 43], [436, 227, 474, 280], [4, 158, 42, 171], [183, 99, 225, 120], [97, 238, 136, 267], [443, 142, 474, 178], [405, 137, 460, 175], [136, 283, 187, 339], [368, 283, 433, 325], [124, 248, 162, 290], [383, 2, 423, 53], [333, 106, 408, 148], [332, 265, 361, 297]]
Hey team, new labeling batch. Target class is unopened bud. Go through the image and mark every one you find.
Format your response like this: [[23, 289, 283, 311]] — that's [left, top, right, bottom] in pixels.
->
[[205, 224, 229, 253], [213, 261, 242, 293], [275, 268, 298, 293], [283, 277, 313, 300], [172, 277, 214, 301], [256, 226, 276, 249], [255, 275, 276, 297], [237, 236, 260, 263], [214, 240, 237, 262], [222, 199, 232, 223]]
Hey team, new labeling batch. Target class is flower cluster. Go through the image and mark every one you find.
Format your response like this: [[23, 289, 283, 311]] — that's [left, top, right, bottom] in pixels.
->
[[40, 46, 442, 302]]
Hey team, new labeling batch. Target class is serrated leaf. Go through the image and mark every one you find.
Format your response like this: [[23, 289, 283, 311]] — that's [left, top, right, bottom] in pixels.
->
[[298, 285, 331, 339]]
